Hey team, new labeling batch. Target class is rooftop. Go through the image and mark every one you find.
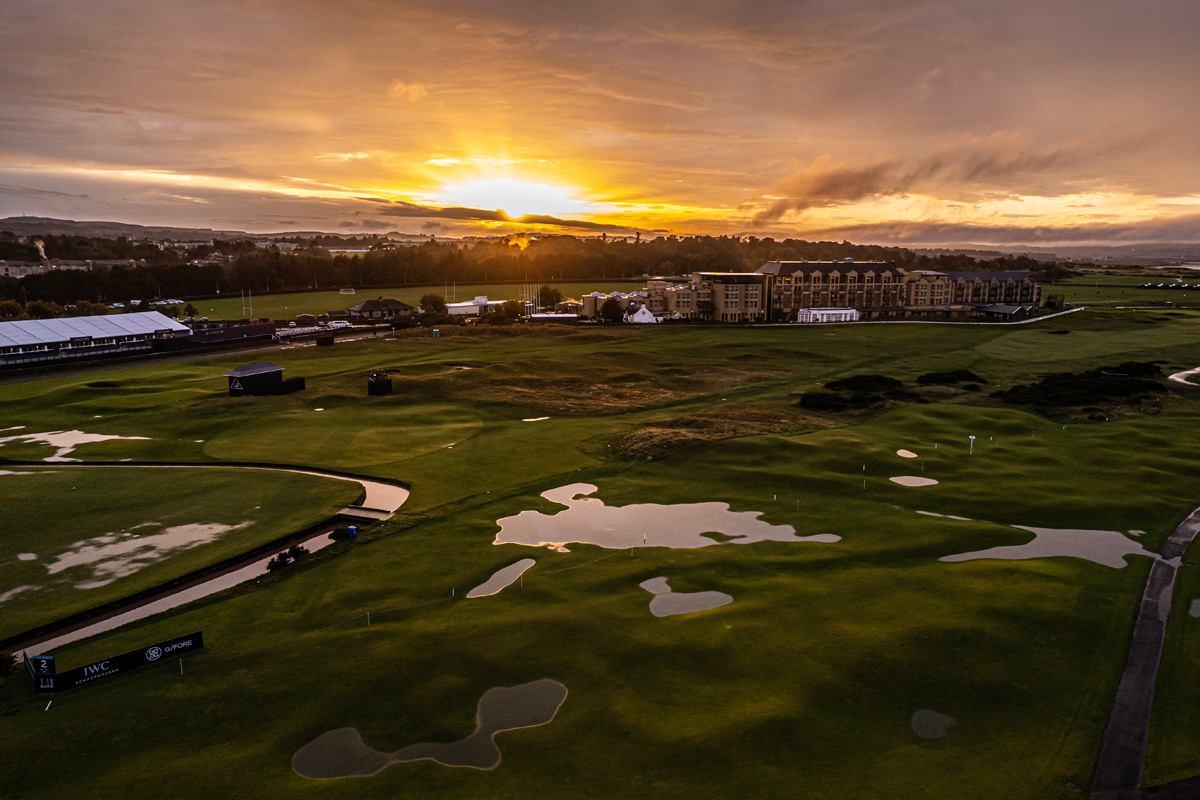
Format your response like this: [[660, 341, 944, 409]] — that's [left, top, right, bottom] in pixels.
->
[[0, 311, 190, 349]]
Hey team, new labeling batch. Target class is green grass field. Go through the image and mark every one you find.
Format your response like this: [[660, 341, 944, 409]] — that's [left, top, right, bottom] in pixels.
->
[[2, 309, 1200, 798], [0, 467, 360, 640], [187, 280, 644, 320]]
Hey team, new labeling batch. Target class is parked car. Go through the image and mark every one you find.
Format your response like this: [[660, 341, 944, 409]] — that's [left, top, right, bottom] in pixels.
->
[[288, 321, 297, 328], [327, 320, 352, 330]]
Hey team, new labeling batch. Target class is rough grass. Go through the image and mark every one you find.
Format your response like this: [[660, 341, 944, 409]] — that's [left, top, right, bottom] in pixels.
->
[[1, 309, 1200, 798]]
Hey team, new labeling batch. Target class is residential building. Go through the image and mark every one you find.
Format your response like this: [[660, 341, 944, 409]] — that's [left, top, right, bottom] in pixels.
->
[[347, 297, 414, 322]]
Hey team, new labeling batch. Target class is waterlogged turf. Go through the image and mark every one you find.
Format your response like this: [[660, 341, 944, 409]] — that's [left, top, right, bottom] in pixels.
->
[[1, 310, 1200, 798], [0, 467, 360, 639]]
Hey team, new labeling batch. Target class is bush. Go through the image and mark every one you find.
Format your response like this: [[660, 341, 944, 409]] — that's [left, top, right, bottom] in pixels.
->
[[266, 552, 292, 571], [826, 374, 902, 393], [917, 370, 987, 385], [798, 391, 849, 411], [993, 362, 1164, 408]]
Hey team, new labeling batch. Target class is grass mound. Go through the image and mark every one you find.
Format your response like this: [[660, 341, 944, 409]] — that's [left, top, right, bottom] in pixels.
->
[[826, 374, 903, 392], [619, 405, 803, 458], [992, 361, 1165, 416]]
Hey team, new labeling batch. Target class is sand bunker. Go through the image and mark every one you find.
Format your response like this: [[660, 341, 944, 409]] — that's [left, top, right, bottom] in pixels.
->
[[639, 576, 733, 617], [292, 679, 568, 778], [17, 553, 37, 561], [0, 429, 150, 461], [0, 585, 39, 604], [911, 709, 956, 739], [1168, 366, 1200, 386], [1191, 600, 1200, 618], [468, 559, 536, 598], [890, 476, 939, 487], [46, 521, 253, 588], [494, 484, 840, 552], [940, 525, 1153, 569], [0, 469, 37, 475], [522, 417, 550, 422], [897, 449, 919, 458]]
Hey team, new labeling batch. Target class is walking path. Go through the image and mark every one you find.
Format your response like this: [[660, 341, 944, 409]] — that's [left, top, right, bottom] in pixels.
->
[[1090, 505, 1200, 799]]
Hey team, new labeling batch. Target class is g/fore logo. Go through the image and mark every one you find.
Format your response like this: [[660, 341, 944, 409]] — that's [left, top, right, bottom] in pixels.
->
[[163, 640, 192, 655]]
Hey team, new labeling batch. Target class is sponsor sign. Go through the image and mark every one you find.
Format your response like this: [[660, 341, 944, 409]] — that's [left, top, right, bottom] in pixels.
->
[[31, 632, 203, 693]]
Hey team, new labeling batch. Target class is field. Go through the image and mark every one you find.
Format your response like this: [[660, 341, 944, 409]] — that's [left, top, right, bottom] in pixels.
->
[[187, 280, 645, 320], [2, 310, 1200, 798], [1051, 273, 1200, 307]]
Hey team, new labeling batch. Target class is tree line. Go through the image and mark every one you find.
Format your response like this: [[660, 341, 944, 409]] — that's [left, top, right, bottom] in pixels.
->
[[0, 232, 1075, 310]]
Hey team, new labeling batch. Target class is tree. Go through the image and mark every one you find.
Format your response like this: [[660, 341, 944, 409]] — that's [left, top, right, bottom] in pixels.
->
[[25, 300, 62, 319], [499, 299, 524, 318], [184, 303, 199, 318], [419, 293, 447, 314], [696, 300, 716, 320], [600, 297, 624, 323], [0, 299, 25, 320], [538, 285, 562, 310]]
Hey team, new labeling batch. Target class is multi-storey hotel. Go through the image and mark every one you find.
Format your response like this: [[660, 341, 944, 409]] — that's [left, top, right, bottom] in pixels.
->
[[610, 260, 1041, 322]]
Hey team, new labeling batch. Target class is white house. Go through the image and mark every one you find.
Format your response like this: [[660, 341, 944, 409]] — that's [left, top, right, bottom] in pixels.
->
[[796, 307, 860, 323], [624, 305, 661, 324]]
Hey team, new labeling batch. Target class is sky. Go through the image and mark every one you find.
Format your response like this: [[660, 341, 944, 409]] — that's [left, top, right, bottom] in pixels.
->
[[2, 0, 1199, 245]]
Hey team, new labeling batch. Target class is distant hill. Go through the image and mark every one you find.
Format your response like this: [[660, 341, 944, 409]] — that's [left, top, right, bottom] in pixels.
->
[[0, 216, 435, 242], [0, 216, 254, 240]]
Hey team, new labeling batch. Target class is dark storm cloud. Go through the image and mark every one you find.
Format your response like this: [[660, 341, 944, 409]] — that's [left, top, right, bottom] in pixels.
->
[[376, 202, 638, 232]]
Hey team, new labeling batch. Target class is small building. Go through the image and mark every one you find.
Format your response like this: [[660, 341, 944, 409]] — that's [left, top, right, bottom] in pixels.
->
[[796, 308, 860, 323], [347, 297, 413, 322], [296, 314, 316, 327], [447, 295, 507, 316], [0, 311, 190, 368], [624, 305, 661, 324], [224, 362, 284, 396]]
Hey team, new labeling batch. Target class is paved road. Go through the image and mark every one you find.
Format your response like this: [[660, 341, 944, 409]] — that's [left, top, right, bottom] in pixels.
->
[[1090, 506, 1200, 799]]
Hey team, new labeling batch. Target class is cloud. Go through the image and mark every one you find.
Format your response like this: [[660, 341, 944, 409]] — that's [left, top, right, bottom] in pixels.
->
[[388, 80, 428, 101], [800, 213, 1200, 246], [751, 147, 1082, 224], [374, 200, 637, 231]]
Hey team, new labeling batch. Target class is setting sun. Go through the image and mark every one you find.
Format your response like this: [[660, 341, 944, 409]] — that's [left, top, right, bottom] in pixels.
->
[[437, 178, 586, 219]]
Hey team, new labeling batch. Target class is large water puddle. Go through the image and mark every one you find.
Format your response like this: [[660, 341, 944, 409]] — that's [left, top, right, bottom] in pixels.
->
[[292, 679, 568, 778], [940, 525, 1154, 569], [890, 476, 938, 487], [467, 559, 535, 598], [494, 484, 840, 551], [911, 709, 956, 739], [639, 577, 732, 617], [0, 429, 149, 461], [46, 521, 253, 589]]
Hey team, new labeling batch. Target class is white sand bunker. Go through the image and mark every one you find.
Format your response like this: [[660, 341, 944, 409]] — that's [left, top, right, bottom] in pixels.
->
[[940, 525, 1153, 569], [292, 679, 568, 778], [468, 559, 536, 598], [522, 417, 550, 422], [494, 483, 840, 552], [897, 449, 919, 458], [1190, 600, 1200, 618], [0, 585, 40, 604], [890, 476, 938, 487], [17, 553, 37, 561], [639, 576, 732, 617], [911, 709, 956, 739], [0, 429, 150, 461], [47, 521, 253, 588], [0, 469, 38, 475]]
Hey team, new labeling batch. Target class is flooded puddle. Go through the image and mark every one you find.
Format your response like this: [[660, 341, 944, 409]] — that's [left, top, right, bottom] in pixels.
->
[[890, 476, 939, 487], [494, 483, 840, 552], [897, 449, 918, 458], [911, 709, 956, 739], [0, 429, 150, 461], [46, 521, 253, 589], [639, 576, 732, 617], [293, 679, 568, 778], [467, 559, 536, 598], [940, 525, 1153, 569], [0, 585, 40, 604]]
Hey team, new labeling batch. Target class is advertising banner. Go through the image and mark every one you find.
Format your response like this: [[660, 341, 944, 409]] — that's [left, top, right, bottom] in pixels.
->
[[31, 632, 203, 693]]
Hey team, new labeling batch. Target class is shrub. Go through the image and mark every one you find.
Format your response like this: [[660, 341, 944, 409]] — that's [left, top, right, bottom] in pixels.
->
[[826, 374, 902, 393], [917, 370, 987, 385]]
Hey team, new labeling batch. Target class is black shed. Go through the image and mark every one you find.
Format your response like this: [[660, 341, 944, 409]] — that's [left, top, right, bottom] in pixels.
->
[[224, 362, 284, 396]]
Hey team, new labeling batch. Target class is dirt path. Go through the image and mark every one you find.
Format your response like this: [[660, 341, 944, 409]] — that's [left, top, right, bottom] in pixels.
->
[[1090, 506, 1200, 799]]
